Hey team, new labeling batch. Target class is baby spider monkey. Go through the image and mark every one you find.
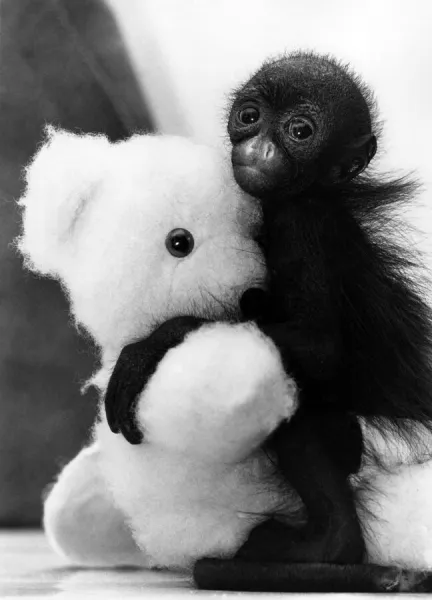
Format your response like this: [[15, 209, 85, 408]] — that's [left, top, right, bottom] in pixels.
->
[[194, 52, 432, 593], [105, 52, 432, 592]]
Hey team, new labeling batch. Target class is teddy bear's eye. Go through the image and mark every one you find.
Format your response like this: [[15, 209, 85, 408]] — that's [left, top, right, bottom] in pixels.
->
[[165, 228, 195, 258]]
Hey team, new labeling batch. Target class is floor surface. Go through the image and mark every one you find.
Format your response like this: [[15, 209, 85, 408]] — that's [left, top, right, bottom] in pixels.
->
[[0, 531, 420, 599]]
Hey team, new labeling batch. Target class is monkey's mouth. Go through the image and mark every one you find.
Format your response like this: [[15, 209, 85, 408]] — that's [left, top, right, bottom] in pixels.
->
[[232, 164, 278, 198]]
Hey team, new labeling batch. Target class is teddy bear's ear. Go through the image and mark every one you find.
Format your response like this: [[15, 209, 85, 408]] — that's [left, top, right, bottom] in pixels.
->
[[17, 126, 110, 276]]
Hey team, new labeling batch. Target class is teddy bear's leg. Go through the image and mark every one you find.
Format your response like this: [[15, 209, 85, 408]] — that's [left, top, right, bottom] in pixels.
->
[[44, 443, 145, 567], [357, 461, 432, 571]]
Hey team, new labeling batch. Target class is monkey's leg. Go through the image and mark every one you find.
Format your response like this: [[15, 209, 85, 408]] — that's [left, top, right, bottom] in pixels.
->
[[105, 315, 206, 444], [235, 411, 365, 564], [194, 561, 432, 593]]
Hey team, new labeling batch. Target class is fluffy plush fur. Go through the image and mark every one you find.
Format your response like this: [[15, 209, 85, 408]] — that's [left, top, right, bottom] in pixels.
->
[[355, 436, 432, 570], [18, 127, 432, 573], [44, 321, 299, 569], [18, 128, 298, 569], [19, 128, 265, 357]]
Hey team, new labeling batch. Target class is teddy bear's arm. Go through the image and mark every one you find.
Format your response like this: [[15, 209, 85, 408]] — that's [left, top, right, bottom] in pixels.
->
[[105, 315, 207, 444], [44, 443, 145, 567]]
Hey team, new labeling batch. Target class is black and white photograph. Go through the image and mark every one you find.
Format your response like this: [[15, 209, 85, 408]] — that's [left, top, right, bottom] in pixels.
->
[[1, 1, 432, 597]]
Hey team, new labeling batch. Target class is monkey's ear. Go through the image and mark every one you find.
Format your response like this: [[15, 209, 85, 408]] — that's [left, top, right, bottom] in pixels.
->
[[320, 134, 377, 186]]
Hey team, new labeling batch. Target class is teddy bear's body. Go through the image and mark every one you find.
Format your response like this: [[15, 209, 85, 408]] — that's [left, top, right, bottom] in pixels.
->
[[19, 128, 300, 569], [86, 323, 299, 570], [18, 128, 432, 575]]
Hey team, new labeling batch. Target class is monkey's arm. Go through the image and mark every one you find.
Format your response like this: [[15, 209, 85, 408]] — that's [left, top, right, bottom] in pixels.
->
[[105, 316, 207, 444]]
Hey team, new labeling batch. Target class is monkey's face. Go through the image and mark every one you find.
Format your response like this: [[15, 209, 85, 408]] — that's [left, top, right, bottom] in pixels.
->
[[227, 55, 377, 200], [228, 94, 323, 198]]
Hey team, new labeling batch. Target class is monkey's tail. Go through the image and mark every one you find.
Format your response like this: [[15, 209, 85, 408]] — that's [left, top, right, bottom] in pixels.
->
[[193, 559, 432, 594]]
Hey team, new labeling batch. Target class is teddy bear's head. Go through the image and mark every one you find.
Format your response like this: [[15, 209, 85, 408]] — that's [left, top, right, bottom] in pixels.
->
[[18, 128, 265, 356]]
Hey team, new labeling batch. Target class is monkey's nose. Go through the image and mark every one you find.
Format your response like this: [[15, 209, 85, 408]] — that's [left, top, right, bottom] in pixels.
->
[[235, 138, 279, 169], [245, 139, 276, 165], [261, 140, 276, 162], [238, 138, 261, 165]]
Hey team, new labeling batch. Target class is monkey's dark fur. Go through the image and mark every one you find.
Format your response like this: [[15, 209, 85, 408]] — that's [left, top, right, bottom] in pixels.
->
[[194, 52, 432, 593], [230, 54, 432, 433], [227, 52, 432, 455], [105, 52, 432, 593]]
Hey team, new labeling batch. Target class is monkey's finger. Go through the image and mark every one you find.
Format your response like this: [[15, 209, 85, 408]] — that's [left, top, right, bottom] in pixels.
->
[[104, 371, 127, 433], [120, 418, 143, 445], [120, 420, 143, 444], [116, 386, 144, 445]]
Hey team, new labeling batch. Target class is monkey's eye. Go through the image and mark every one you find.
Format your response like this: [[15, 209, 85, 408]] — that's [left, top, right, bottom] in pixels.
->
[[165, 228, 194, 258], [287, 117, 315, 142], [237, 106, 260, 126]]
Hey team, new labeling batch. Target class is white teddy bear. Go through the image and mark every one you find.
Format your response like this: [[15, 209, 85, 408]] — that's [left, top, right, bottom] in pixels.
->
[[17, 127, 432, 576], [18, 127, 299, 570]]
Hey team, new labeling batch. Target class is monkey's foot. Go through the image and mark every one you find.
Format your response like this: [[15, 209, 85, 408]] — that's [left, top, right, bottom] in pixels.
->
[[235, 517, 364, 564]]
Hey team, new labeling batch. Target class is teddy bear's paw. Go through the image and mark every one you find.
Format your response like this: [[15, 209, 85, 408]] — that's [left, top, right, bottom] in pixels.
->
[[105, 316, 207, 445]]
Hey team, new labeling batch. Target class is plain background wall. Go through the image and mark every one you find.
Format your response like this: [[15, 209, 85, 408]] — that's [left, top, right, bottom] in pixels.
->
[[108, 0, 432, 255], [0, 0, 154, 525]]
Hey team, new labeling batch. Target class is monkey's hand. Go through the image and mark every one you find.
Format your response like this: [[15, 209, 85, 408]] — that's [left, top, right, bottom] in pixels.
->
[[105, 315, 207, 445], [240, 288, 277, 322]]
